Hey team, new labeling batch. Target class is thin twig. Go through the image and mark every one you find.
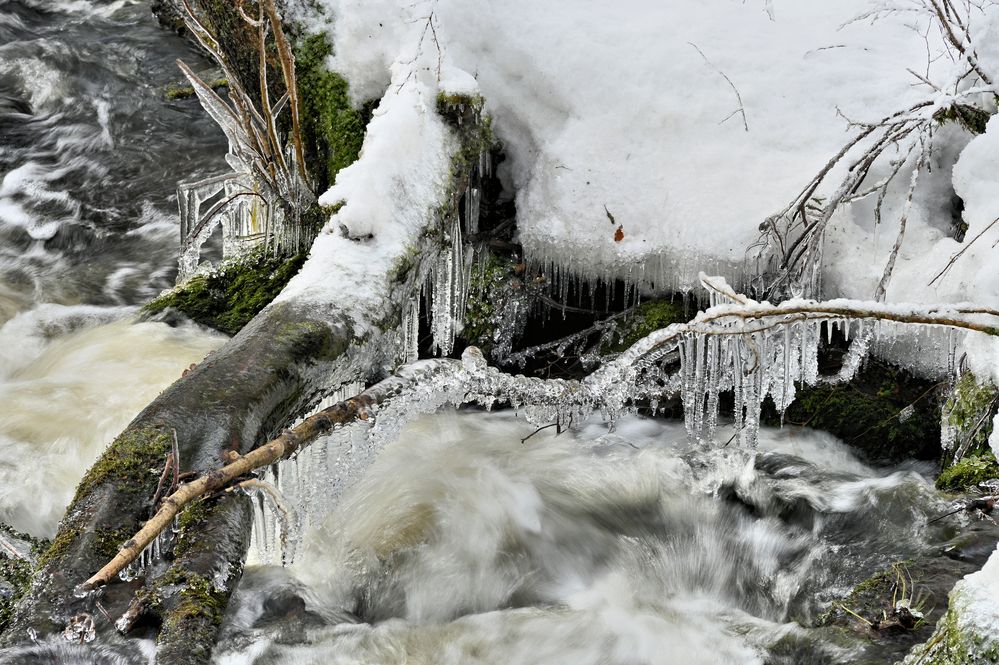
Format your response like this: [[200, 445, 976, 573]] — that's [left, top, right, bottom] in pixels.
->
[[521, 423, 559, 444], [929, 214, 999, 286], [688, 42, 749, 131], [875, 134, 931, 301]]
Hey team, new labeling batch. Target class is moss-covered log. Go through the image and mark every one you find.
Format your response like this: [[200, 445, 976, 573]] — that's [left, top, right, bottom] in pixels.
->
[[0, 82, 493, 665], [144, 249, 308, 335], [0, 300, 347, 655]]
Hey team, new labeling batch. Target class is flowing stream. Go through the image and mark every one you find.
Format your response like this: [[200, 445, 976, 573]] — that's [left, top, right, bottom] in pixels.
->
[[1, 3, 996, 665], [0, 0, 227, 537], [212, 411, 985, 665]]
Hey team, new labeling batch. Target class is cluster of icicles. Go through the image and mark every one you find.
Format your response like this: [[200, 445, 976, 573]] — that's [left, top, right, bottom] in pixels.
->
[[238, 275, 970, 566], [416, 150, 492, 358], [119, 265, 972, 576]]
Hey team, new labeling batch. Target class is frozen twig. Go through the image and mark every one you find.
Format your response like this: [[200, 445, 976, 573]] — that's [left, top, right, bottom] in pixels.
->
[[929, 214, 999, 286], [753, 0, 995, 300], [688, 42, 749, 132], [875, 133, 931, 301]]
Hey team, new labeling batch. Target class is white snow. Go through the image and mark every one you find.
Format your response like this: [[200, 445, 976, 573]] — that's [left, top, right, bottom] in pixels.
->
[[315, 0, 996, 294], [948, 542, 999, 654], [275, 66, 456, 331], [303, 0, 999, 391]]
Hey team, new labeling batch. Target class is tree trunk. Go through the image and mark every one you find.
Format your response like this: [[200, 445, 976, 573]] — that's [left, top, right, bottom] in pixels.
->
[[0, 83, 488, 662], [0, 301, 350, 657]]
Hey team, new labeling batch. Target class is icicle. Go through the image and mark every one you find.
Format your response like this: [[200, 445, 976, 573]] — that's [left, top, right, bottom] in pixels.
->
[[733, 337, 745, 436], [401, 298, 420, 363], [704, 335, 720, 441], [244, 479, 300, 566], [428, 217, 470, 356], [692, 334, 707, 440], [680, 336, 694, 439]]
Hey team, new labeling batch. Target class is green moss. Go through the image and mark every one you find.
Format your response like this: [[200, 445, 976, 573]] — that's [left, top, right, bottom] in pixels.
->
[[943, 373, 997, 456], [293, 33, 366, 194], [144, 249, 307, 335], [818, 560, 916, 628], [157, 570, 229, 653], [763, 356, 941, 462], [0, 525, 46, 635], [71, 427, 171, 507], [907, 597, 999, 664], [34, 525, 80, 572], [164, 78, 228, 101], [437, 91, 485, 117], [462, 254, 521, 352], [933, 103, 993, 135], [171, 500, 215, 559], [387, 244, 422, 285], [936, 451, 999, 492], [610, 300, 685, 352], [0, 558, 31, 635], [91, 527, 136, 560]]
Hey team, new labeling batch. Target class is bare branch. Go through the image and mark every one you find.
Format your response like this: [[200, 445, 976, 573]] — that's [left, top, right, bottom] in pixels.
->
[[689, 42, 749, 132], [875, 133, 931, 300], [929, 214, 999, 285]]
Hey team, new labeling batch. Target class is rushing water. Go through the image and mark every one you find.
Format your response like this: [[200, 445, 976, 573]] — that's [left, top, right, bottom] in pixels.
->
[[0, 0, 227, 537], [209, 410, 974, 665], [0, 3, 995, 664]]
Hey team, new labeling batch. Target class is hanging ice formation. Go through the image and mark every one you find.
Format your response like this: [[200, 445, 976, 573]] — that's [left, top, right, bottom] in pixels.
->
[[176, 173, 278, 281], [408, 149, 490, 357], [241, 273, 990, 568], [174, 55, 314, 282], [596, 274, 964, 447]]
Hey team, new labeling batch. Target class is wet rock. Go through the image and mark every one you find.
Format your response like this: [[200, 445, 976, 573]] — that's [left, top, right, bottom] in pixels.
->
[[817, 556, 981, 662], [943, 527, 999, 568]]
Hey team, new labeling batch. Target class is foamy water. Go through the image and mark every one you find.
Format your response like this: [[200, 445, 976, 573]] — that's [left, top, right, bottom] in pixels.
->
[[0, 306, 224, 536], [0, 0, 228, 538], [211, 411, 946, 665]]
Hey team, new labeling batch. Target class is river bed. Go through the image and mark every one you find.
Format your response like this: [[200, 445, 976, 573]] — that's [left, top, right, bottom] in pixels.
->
[[0, 2, 993, 664]]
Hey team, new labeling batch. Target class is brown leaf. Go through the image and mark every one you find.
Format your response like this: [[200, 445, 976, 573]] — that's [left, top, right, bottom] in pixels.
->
[[614, 225, 624, 242]]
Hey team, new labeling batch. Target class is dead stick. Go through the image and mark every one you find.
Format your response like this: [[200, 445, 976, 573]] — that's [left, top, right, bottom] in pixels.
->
[[78, 360, 457, 592], [77, 397, 368, 592]]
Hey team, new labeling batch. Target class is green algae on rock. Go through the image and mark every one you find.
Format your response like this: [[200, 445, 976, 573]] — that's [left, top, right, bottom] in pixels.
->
[[144, 250, 308, 336]]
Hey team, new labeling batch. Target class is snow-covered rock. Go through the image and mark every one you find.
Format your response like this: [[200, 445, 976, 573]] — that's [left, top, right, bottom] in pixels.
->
[[905, 544, 999, 665]]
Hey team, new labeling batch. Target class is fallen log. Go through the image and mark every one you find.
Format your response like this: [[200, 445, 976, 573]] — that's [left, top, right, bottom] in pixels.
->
[[0, 79, 491, 665]]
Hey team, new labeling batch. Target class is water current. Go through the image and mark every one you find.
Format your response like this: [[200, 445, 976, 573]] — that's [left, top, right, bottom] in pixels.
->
[[0, 3, 995, 665], [0, 0, 226, 536], [212, 411, 986, 665]]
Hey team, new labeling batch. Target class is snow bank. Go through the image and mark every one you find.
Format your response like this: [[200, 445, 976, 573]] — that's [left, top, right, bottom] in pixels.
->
[[315, 0, 994, 295]]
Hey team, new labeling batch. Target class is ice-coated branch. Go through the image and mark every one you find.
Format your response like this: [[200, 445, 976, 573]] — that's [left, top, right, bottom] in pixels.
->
[[875, 133, 931, 300], [753, 0, 996, 300], [78, 273, 999, 591], [77, 359, 462, 593]]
